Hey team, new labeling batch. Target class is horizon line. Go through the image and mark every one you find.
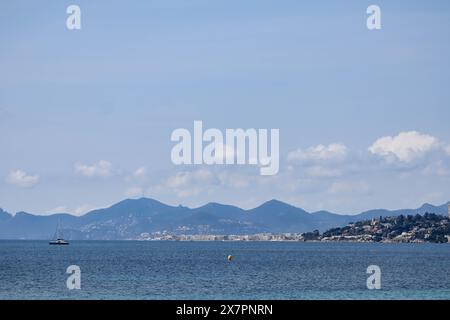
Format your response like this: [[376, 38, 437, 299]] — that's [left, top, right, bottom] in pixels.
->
[[2, 197, 449, 218]]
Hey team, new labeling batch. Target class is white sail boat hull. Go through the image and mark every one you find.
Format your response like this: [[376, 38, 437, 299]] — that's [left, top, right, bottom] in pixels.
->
[[50, 219, 69, 245], [49, 239, 69, 245]]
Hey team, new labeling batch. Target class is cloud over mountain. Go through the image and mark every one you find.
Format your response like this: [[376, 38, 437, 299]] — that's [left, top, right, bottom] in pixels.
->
[[75, 160, 113, 177], [5, 170, 40, 188], [368, 131, 439, 163], [288, 143, 348, 163]]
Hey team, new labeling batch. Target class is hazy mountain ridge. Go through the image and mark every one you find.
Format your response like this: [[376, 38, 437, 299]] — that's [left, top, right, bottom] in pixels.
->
[[0, 199, 448, 240]]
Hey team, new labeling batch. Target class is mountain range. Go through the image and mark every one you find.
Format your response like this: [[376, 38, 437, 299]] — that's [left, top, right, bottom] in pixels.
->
[[0, 198, 449, 240]]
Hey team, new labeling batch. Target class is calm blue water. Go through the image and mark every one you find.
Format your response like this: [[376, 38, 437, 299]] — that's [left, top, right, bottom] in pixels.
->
[[0, 241, 449, 300]]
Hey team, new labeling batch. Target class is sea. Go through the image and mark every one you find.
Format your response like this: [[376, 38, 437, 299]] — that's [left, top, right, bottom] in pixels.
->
[[0, 241, 449, 300]]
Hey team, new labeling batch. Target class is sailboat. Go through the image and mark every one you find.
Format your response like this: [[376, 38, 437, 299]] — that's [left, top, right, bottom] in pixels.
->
[[49, 220, 69, 245]]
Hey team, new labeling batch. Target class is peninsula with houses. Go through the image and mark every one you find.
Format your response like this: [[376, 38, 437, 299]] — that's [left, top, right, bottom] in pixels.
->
[[139, 212, 450, 243]]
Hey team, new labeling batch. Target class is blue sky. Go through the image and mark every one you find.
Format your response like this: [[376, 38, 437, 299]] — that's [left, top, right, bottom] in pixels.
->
[[1, 0, 450, 215]]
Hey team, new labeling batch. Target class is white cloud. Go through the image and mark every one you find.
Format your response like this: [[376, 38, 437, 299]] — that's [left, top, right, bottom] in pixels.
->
[[46, 206, 67, 214], [167, 169, 215, 188], [445, 145, 450, 156], [133, 166, 147, 178], [148, 168, 259, 202], [215, 143, 238, 163], [74, 204, 96, 216], [47, 204, 97, 216], [287, 143, 350, 179], [288, 143, 348, 163], [75, 160, 113, 177], [124, 166, 148, 183], [368, 131, 438, 163], [157, 169, 218, 197], [6, 169, 40, 188], [125, 187, 144, 198]]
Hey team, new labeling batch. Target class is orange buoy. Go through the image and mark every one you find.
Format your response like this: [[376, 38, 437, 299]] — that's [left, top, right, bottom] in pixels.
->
[[227, 255, 233, 262]]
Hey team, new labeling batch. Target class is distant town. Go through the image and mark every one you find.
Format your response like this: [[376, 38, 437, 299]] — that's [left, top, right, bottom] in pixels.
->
[[137, 212, 450, 243]]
